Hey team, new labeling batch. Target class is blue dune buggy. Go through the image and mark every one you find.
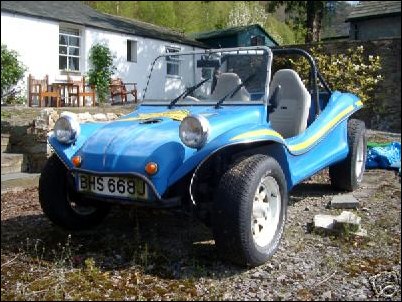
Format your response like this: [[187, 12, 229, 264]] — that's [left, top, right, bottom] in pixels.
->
[[40, 46, 366, 267]]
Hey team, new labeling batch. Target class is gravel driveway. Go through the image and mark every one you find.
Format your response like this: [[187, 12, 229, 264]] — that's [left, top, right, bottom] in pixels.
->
[[1, 131, 400, 301]]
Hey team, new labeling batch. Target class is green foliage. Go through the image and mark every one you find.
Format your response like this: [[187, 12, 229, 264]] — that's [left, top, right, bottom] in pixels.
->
[[87, 43, 116, 103], [173, 1, 204, 33], [1, 44, 26, 101], [265, 15, 299, 45], [266, 1, 329, 42], [138, 1, 177, 29], [82, 1, 300, 43], [290, 45, 382, 110], [227, 1, 268, 28]]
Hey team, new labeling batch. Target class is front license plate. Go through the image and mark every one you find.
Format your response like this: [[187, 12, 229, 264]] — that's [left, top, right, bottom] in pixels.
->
[[77, 174, 148, 200]]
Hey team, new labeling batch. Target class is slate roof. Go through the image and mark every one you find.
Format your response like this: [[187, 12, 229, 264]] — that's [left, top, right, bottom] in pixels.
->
[[192, 24, 279, 46], [1, 1, 206, 48], [346, 1, 401, 21]]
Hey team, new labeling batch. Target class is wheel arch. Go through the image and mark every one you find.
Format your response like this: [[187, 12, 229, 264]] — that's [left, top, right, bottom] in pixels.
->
[[190, 139, 292, 205]]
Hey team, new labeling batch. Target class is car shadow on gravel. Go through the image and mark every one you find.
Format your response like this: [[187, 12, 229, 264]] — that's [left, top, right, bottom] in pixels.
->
[[1, 206, 246, 279], [289, 182, 341, 203]]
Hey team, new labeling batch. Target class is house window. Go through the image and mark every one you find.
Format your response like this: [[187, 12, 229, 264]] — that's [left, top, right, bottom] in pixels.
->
[[59, 28, 81, 71], [127, 40, 137, 62], [166, 47, 180, 76], [250, 35, 265, 46]]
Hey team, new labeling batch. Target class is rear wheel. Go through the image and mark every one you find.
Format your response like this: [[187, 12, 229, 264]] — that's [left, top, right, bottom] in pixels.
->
[[212, 154, 288, 267], [329, 119, 367, 191], [39, 154, 110, 230]]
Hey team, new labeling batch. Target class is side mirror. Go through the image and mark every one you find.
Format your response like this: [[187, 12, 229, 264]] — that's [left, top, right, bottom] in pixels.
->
[[268, 85, 281, 113]]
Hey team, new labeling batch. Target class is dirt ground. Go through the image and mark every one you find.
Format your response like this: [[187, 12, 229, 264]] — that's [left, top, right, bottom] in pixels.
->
[[1, 131, 401, 301]]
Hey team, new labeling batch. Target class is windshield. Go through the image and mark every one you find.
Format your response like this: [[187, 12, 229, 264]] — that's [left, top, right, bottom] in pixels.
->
[[142, 47, 271, 105]]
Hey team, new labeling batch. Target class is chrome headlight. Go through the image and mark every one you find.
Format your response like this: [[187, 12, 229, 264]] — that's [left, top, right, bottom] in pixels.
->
[[54, 112, 80, 144], [179, 115, 210, 149]]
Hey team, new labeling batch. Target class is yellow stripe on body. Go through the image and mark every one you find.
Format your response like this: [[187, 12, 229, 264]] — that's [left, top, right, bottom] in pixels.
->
[[288, 105, 355, 152], [230, 129, 284, 141], [229, 104, 355, 152], [355, 100, 363, 107], [117, 110, 190, 122]]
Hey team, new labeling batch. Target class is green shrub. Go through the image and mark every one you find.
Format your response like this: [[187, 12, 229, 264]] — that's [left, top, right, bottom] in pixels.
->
[[290, 45, 382, 111], [1, 44, 26, 102], [87, 44, 116, 103]]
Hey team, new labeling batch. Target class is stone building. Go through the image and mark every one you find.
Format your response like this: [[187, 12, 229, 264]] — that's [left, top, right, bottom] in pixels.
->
[[346, 1, 401, 41]]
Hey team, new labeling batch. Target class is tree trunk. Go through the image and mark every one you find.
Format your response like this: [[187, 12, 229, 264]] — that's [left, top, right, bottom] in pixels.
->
[[305, 1, 324, 43]]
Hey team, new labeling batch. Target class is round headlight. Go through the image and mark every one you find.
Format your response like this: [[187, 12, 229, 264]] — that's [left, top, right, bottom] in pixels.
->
[[54, 113, 80, 144], [179, 115, 210, 149]]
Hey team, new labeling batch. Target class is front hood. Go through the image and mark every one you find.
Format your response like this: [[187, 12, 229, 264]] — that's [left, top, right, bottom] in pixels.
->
[[77, 110, 185, 172], [77, 105, 263, 173]]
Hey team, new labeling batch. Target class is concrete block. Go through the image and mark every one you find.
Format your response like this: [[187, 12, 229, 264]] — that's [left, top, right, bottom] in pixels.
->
[[334, 211, 361, 232], [314, 211, 363, 235], [314, 214, 335, 230], [331, 194, 359, 209]]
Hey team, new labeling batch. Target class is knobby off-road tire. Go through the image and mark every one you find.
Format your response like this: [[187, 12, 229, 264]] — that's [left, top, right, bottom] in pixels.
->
[[39, 154, 110, 230], [212, 154, 288, 267], [329, 119, 367, 191]]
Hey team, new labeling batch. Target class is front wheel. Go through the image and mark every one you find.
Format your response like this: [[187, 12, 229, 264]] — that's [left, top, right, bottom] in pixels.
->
[[212, 154, 288, 267], [39, 154, 110, 230], [329, 119, 367, 191]]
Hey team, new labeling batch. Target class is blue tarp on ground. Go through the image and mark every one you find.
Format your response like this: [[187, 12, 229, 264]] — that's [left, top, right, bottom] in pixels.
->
[[366, 142, 401, 173]]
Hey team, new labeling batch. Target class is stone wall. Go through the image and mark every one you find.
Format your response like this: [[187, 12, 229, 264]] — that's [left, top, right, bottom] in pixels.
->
[[277, 37, 401, 132]]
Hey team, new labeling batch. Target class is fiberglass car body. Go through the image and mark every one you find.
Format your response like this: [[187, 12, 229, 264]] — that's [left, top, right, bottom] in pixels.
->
[[40, 46, 366, 267]]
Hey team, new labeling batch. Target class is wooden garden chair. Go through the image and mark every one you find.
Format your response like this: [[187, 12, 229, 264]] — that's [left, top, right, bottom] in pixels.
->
[[109, 78, 137, 104], [28, 74, 61, 107], [66, 76, 96, 107]]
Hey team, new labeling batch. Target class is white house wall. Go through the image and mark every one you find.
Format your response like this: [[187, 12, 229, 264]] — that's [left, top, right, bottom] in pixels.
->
[[1, 12, 60, 95], [84, 27, 198, 100], [1, 11, 202, 102]]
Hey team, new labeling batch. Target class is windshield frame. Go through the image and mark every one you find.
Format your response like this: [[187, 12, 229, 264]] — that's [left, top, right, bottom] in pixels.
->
[[141, 46, 273, 106]]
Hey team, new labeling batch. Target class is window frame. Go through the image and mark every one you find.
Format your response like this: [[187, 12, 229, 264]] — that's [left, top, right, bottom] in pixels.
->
[[165, 46, 181, 77], [59, 27, 81, 72]]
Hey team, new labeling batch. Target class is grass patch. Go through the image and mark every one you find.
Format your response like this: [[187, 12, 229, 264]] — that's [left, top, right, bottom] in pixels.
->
[[341, 257, 398, 277], [1, 234, 225, 301]]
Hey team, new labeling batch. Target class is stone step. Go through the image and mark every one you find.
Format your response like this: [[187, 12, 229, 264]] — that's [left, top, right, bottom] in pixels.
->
[[1, 133, 11, 153], [1, 172, 40, 194], [1, 153, 27, 174]]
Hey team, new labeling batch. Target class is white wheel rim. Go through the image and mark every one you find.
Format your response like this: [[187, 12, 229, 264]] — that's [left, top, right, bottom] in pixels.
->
[[251, 175, 281, 247], [356, 135, 365, 182]]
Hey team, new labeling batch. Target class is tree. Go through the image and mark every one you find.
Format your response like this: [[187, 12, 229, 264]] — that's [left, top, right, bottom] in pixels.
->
[[87, 43, 116, 103], [266, 1, 328, 43], [1, 44, 26, 100]]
